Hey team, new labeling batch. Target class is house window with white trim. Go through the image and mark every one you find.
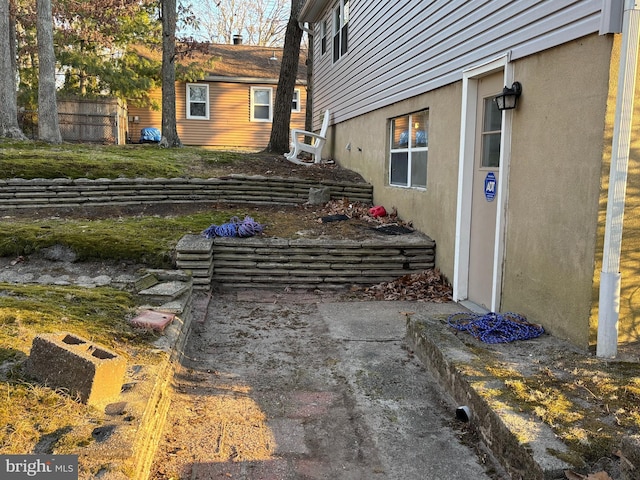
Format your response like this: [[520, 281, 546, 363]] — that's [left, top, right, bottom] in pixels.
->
[[332, 0, 349, 63], [186, 84, 209, 120], [250, 86, 272, 122], [321, 19, 329, 55], [389, 111, 428, 188], [292, 88, 301, 112]]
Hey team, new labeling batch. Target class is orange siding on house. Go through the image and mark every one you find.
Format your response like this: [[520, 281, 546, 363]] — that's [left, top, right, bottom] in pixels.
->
[[127, 82, 307, 148], [127, 89, 163, 142]]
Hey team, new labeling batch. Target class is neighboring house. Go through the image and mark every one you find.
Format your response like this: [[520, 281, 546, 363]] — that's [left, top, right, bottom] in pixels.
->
[[300, 0, 640, 352], [127, 43, 307, 149]]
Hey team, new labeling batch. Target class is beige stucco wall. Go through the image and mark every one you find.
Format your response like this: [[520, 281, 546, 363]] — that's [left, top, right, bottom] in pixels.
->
[[500, 33, 613, 347], [325, 82, 463, 282], [593, 34, 640, 347], [324, 33, 621, 348]]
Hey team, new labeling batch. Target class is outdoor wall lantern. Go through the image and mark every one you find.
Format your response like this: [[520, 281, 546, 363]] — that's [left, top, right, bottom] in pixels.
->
[[494, 81, 522, 111]]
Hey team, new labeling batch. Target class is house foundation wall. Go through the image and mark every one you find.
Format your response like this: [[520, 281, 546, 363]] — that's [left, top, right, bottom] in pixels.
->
[[325, 81, 462, 285], [323, 33, 627, 347], [502, 33, 613, 347]]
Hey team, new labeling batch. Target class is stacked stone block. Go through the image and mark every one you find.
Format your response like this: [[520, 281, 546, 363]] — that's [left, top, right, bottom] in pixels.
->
[[175, 235, 214, 290], [173, 233, 436, 291], [0, 176, 373, 209]]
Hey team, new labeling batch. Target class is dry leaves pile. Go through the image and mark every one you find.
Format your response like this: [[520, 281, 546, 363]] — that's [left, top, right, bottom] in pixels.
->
[[318, 198, 412, 229], [316, 200, 452, 302], [353, 268, 453, 302]]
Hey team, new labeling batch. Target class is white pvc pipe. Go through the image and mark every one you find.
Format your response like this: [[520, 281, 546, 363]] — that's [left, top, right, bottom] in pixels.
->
[[597, 0, 640, 358]]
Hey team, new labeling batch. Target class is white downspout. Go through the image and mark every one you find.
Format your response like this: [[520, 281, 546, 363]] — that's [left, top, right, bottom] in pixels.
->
[[597, 0, 640, 358]]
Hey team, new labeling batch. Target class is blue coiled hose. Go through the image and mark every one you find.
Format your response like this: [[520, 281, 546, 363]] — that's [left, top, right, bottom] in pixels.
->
[[447, 311, 544, 344], [202, 216, 264, 239]]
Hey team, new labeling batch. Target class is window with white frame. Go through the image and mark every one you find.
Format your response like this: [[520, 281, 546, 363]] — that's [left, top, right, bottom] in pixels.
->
[[292, 88, 301, 112], [321, 19, 329, 55], [389, 111, 428, 188], [250, 86, 272, 122], [186, 84, 209, 120], [332, 0, 349, 63]]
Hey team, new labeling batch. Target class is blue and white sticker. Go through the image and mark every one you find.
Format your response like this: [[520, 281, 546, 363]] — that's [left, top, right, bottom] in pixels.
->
[[484, 172, 497, 202]]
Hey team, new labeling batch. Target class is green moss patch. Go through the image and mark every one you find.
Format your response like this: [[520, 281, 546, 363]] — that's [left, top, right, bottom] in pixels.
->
[[471, 349, 640, 467], [0, 282, 160, 455], [0, 209, 269, 267], [0, 141, 242, 180]]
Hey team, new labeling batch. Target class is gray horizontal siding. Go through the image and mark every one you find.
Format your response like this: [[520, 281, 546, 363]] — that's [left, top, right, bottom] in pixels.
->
[[310, 0, 603, 129]]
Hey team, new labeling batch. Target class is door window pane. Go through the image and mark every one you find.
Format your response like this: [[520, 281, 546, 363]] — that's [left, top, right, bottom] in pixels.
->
[[481, 97, 502, 168], [482, 133, 501, 168], [484, 97, 502, 132]]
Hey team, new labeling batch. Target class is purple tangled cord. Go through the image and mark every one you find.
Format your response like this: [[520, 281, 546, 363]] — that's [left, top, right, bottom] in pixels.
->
[[447, 312, 544, 344], [202, 216, 264, 239]]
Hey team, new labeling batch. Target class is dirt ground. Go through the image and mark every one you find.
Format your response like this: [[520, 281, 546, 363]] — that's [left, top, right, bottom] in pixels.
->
[[3, 156, 639, 479], [2, 155, 400, 242], [201, 153, 369, 185], [148, 293, 501, 480]]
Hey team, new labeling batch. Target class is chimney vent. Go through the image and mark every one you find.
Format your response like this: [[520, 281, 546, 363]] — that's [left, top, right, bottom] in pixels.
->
[[232, 34, 243, 45]]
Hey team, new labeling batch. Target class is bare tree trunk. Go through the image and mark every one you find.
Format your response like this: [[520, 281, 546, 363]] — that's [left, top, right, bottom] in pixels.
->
[[36, 0, 62, 143], [0, 0, 26, 139], [266, 0, 305, 154], [160, 0, 182, 148]]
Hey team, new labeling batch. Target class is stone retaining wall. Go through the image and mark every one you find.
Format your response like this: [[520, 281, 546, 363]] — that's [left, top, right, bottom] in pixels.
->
[[0, 175, 373, 209], [2, 175, 438, 291], [176, 233, 436, 290]]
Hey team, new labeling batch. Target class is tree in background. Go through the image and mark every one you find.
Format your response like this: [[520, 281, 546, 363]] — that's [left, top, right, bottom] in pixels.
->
[[0, 0, 26, 139], [266, 0, 305, 154], [53, 0, 162, 103], [36, 0, 61, 143], [13, 0, 162, 111], [189, 0, 288, 46], [160, 0, 182, 147]]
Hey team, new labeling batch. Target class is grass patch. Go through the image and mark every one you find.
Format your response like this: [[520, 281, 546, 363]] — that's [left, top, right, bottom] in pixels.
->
[[0, 140, 246, 180], [0, 283, 148, 355], [0, 209, 269, 267], [0, 283, 158, 455], [1, 381, 99, 455], [475, 354, 640, 467]]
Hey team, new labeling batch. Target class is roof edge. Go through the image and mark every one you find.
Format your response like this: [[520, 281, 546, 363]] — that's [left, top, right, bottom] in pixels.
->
[[203, 75, 307, 85], [299, 0, 332, 23]]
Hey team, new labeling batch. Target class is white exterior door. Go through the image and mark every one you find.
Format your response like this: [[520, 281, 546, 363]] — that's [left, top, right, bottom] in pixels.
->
[[467, 72, 503, 309], [453, 54, 514, 313]]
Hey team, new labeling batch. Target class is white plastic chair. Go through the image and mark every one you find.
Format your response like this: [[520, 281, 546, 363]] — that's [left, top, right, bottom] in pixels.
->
[[285, 110, 330, 165]]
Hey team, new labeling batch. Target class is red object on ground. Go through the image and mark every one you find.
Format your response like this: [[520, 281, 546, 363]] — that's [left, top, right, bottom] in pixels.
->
[[130, 310, 176, 331], [369, 206, 387, 217]]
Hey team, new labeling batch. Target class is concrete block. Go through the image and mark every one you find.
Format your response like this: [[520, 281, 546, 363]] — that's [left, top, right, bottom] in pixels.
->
[[26, 332, 126, 406]]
